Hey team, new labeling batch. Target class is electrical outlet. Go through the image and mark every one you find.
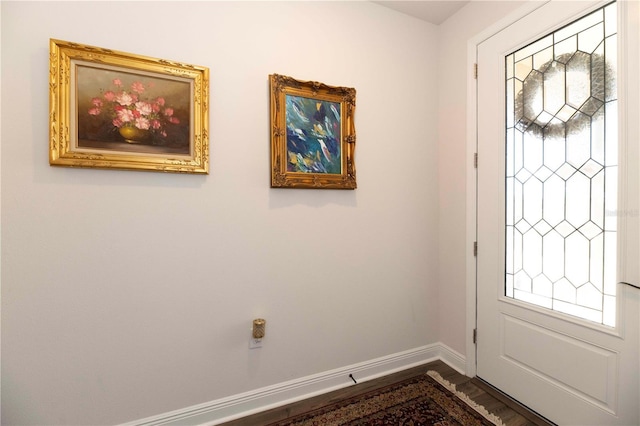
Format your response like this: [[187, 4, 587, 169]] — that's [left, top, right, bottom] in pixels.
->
[[249, 338, 263, 349]]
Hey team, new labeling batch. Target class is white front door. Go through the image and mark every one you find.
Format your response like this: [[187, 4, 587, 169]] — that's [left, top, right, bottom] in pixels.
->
[[476, 1, 640, 425]]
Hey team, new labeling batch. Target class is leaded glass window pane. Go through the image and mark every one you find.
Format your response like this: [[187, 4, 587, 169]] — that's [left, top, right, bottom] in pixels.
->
[[505, 2, 617, 326]]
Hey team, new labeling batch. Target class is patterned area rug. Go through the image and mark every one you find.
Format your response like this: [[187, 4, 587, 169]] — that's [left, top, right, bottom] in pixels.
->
[[268, 371, 505, 425]]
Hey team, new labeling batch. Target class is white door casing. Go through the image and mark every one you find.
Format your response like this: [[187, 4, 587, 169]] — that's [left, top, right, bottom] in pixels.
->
[[475, 1, 640, 425]]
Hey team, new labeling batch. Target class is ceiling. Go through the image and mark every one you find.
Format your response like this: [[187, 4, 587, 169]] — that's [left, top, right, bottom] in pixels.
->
[[372, 1, 470, 25]]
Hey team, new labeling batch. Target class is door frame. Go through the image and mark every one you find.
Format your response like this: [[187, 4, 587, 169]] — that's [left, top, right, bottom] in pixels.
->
[[465, 0, 639, 378], [465, 1, 550, 378]]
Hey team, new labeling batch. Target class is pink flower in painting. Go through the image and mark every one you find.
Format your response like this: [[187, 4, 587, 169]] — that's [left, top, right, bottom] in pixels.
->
[[116, 92, 134, 106], [135, 101, 153, 116], [88, 76, 182, 140], [135, 117, 150, 130], [131, 81, 145, 94], [116, 109, 134, 123]]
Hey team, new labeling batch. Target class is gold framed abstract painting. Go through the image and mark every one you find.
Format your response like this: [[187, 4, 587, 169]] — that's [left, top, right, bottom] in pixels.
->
[[269, 74, 356, 189], [49, 39, 209, 173]]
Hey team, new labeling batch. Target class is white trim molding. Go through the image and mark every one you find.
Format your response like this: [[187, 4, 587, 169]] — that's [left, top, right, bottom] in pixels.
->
[[121, 343, 466, 426]]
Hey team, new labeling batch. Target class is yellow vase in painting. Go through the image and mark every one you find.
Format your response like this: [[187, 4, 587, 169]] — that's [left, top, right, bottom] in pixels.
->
[[119, 126, 149, 144]]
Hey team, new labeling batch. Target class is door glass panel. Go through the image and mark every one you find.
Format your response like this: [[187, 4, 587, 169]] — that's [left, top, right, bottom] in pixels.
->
[[505, 2, 617, 326]]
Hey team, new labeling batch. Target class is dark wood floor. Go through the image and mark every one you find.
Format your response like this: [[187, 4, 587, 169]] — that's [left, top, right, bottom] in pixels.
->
[[221, 360, 555, 426]]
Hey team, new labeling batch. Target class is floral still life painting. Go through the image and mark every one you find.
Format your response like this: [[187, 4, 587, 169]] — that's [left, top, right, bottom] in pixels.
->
[[49, 39, 209, 174], [79, 67, 190, 153], [270, 74, 356, 189]]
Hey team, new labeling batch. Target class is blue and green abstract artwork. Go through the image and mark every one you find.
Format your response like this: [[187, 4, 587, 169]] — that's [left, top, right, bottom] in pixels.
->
[[285, 94, 341, 174]]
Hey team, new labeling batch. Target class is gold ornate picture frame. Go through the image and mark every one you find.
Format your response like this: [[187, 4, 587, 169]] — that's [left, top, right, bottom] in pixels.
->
[[49, 39, 209, 173], [269, 74, 356, 189]]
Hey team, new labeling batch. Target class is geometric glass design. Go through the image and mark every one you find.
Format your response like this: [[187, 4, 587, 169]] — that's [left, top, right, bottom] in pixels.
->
[[505, 2, 617, 326]]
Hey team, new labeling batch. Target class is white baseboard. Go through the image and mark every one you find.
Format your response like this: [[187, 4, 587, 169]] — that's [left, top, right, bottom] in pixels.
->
[[122, 342, 467, 426], [438, 343, 466, 375]]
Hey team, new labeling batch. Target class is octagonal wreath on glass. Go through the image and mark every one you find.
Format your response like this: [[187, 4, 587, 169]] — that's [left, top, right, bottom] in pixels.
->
[[269, 74, 356, 189], [49, 39, 209, 174]]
